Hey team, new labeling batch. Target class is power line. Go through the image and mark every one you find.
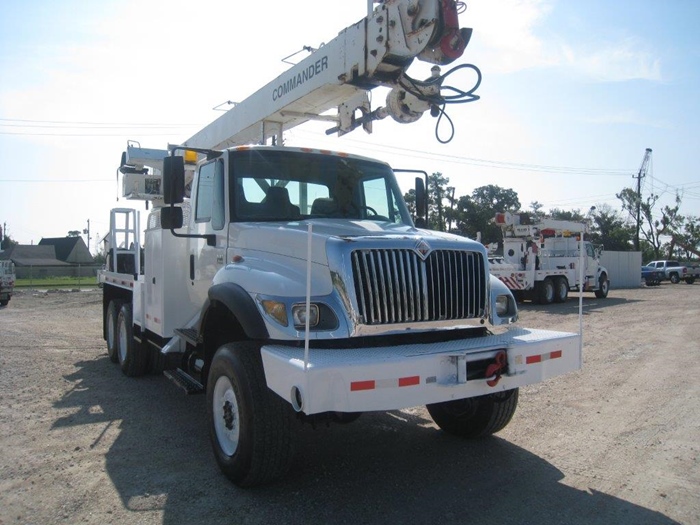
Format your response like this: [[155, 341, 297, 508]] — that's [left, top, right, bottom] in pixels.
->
[[0, 117, 197, 127], [0, 179, 113, 182], [0, 131, 185, 137], [291, 129, 634, 176]]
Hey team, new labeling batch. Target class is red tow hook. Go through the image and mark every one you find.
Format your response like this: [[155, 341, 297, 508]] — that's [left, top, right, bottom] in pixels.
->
[[438, 0, 471, 62], [485, 351, 507, 387]]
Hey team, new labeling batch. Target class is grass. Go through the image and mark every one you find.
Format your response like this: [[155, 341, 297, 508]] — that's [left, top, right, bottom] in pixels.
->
[[14, 276, 100, 289]]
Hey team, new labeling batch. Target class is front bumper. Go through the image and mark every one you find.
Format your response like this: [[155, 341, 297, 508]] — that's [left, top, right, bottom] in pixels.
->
[[261, 328, 581, 415]]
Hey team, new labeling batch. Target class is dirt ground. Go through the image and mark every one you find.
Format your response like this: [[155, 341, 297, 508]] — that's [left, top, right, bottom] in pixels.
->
[[0, 284, 698, 525]]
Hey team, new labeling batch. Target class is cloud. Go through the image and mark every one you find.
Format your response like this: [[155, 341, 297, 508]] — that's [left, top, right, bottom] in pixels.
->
[[580, 109, 671, 129], [471, 1, 663, 83], [469, 0, 559, 73], [561, 37, 663, 83]]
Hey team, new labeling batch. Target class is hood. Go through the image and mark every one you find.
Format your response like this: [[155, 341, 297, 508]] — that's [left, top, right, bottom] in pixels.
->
[[229, 219, 486, 265]]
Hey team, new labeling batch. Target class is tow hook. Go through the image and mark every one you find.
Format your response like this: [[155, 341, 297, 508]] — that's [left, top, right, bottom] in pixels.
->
[[485, 351, 507, 387]]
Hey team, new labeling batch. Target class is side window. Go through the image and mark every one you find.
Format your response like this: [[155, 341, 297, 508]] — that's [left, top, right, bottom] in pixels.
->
[[195, 160, 225, 230], [361, 177, 394, 221]]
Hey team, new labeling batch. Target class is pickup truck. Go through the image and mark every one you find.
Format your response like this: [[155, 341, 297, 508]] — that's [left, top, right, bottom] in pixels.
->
[[643, 260, 698, 284], [641, 265, 663, 286]]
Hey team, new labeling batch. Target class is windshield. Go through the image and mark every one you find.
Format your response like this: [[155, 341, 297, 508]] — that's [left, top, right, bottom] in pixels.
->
[[229, 149, 412, 225]]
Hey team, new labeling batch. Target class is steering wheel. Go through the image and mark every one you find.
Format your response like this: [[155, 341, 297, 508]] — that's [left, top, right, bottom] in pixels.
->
[[358, 205, 378, 217]]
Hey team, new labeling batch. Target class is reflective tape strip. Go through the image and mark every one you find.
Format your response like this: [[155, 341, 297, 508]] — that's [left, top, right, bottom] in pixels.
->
[[502, 276, 525, 290], [526, 350, 563, 364], [351, 375, 420, 392]]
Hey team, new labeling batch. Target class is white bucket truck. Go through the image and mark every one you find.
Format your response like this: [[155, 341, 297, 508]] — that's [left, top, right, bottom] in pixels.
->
[[100, 0, 583, 486]]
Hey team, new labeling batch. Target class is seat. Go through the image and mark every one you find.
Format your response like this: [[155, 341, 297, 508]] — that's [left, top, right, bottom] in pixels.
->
[[310, 197, 338, 217], [263, 186, 300, 219]]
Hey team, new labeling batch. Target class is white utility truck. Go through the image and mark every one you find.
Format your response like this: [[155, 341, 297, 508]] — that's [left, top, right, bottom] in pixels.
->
[[489, 212, 609, 303], [0, 260, 15, 306], [101, 0, 583, 487]]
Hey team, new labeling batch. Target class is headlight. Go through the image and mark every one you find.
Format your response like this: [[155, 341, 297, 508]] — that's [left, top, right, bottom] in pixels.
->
[[495, 294, 510, 316], [292, 304, 319, 328]]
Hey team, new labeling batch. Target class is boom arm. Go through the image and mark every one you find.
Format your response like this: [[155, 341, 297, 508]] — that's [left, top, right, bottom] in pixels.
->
[[183, 0, 473, 150]]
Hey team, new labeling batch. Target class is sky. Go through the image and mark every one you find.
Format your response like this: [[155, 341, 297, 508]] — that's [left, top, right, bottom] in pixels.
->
[[1, 0, 699, 250]]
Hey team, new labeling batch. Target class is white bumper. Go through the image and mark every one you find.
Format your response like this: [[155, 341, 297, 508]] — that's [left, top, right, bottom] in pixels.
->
[[261, 328, 581, 415]]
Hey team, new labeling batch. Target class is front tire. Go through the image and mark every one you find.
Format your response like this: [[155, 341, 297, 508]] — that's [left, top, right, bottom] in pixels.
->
[[594, 274, 610, 298], [207, 342, 294, 487], [685, 277, 695, 285], [427, 388, 519, 438]]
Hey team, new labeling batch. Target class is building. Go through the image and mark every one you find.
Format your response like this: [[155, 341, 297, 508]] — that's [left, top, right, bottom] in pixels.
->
[[0, 237, 96, 279], [38, 237, 94, 264]]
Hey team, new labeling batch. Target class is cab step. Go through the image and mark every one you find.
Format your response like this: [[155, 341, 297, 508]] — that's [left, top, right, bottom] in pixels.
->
[[164, 368, 204, 395], [175, 327, 201, 347]]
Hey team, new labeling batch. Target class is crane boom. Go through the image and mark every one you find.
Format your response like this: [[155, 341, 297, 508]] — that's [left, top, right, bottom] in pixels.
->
[[183, 0, 473, 150]]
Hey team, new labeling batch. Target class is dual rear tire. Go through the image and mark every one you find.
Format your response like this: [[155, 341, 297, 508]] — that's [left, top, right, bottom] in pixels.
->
[[106, 299, 148, 377]]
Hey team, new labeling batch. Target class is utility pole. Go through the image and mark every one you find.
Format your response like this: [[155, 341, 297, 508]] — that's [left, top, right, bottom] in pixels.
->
[[83, 219, 91, 254], [634, 148, 653, 252]]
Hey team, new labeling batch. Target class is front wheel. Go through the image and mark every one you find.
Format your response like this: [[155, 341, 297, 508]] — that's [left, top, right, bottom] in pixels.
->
[[427, 388, 519, 438], [594, 274, 610, 298], [207, 342, 295, 487], [685, 277, 695, 285]]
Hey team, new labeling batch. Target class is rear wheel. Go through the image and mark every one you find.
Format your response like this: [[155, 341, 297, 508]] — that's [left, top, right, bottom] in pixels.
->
[[670, 273, 680, 284], [207, 342, 295, 487], [106, 299, 122, 363], [427, 389, 519, 438], [594, 274, 610, 298], [553, 277, 569, 303], [117, 303, 148, 377], [536, 279, 555, 304]]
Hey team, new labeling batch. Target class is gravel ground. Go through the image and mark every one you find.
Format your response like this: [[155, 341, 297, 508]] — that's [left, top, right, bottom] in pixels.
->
[[0, 284, 698, 525]]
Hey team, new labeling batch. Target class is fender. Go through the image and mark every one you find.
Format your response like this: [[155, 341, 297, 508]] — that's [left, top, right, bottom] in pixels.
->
[[201, 282, 269, 340]]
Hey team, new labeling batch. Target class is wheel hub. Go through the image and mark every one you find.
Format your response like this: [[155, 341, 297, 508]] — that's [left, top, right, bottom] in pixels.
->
[[223, 400, 235, 430]]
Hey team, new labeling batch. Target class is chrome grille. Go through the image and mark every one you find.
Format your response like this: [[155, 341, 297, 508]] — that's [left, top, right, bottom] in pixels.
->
[[351, 249, 486, 325]]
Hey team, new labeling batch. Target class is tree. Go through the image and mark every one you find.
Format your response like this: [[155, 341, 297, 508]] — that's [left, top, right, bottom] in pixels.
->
[[529, 201, 545, 222], [548, 208, 586, 222], [617, 188, 684, 259], [588, 204, 634, 251], [456, 185, 520, 243], [67, 230, 81, 237], [427, 172, 450, 231], [1, 232, 18, 251], [668, 215, 700, 260]]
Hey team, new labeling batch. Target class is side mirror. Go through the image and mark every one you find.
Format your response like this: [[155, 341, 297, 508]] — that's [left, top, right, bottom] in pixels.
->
[[161, 206, 183, 230], [415, 176, 427, 227], [163, 156, 185, 204]]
